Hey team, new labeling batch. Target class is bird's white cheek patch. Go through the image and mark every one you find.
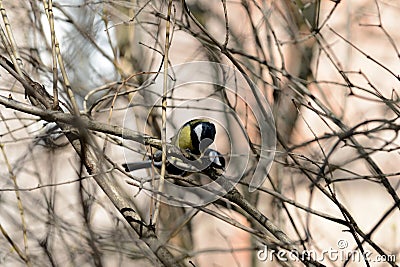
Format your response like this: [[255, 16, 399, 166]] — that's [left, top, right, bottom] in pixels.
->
[[194, 124, 203, 142]]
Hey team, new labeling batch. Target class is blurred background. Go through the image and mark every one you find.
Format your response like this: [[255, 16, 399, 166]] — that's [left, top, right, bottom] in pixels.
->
[[0, 0, 399, 266]]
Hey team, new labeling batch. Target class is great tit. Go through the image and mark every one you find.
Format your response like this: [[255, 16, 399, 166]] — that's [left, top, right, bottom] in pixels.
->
[[122, 148, 225, 177], [171, 119, 216, 156]]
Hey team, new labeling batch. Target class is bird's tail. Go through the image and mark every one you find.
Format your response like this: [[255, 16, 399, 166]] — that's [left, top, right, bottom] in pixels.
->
[[122, 161, 153, 172]]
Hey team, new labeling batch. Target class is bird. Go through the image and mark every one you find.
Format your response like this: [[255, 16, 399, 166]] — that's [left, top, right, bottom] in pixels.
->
[[170, 119, 216, 157], [122, 148, 225, 177], [123, 119, 220, 176]]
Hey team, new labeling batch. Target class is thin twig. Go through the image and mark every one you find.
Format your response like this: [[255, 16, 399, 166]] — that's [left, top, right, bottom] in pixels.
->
[[152, 0, 173, 228], [0, 144, 31, 267]]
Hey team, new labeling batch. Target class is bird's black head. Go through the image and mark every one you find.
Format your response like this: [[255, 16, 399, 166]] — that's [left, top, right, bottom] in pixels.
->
[[190, 120, 216, 154]]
